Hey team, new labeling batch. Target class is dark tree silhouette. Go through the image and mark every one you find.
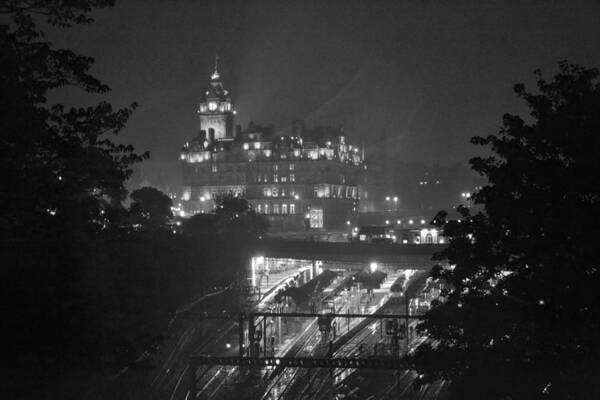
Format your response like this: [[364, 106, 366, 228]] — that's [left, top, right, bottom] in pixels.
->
[[0, 0, 146, 236], [214, 193, 270, 238], [129, 186, 173, 229], [413, 62, 600, 399], [0, 2, 147, 397]]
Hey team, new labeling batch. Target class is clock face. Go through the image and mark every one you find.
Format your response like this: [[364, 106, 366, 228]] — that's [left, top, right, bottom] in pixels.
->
[[208, 102, 217, 111]]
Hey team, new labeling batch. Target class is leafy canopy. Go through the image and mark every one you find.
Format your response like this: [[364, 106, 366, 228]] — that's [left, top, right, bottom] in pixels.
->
[[413, 62, 600, 400], [129, 186, 173, 228], [0, 0, 147, 238], [1, 1, 147, 393]]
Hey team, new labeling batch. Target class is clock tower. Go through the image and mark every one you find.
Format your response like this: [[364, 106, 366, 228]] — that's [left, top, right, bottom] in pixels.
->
[[198, 56, 234, 143]]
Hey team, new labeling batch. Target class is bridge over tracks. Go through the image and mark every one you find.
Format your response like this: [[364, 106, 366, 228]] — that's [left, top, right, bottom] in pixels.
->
[[251, 239, 446, 269]]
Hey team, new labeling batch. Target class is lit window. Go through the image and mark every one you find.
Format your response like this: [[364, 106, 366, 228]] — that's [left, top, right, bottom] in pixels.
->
[[282, 204, 288, 214], [290, 204, 295, 214], [315, 185, 323, 198], [243, 143, 249, 150], [281, 188, 286, 196], [212, 165, 218, 173], [274, 165, 279, 171], [289, 163, 294, 171], [254, 142, 261, 150], [208, 102, 217, 111], [273, 204, 280, 214], [264, 204, 269, 214], [272, 187, 278, 197], [290, 174, 295, 182], [281, 176, 287, 183], [257, 204, 262, 213], [273, 174, 278, 182], [309, 209, 323, 228], [263, 188, 271, 197]]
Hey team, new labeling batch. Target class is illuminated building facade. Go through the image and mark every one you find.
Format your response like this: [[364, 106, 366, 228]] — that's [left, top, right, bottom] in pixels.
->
[[180, 62, 365, 231]]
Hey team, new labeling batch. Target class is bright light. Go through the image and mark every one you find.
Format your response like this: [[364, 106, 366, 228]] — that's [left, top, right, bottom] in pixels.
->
[[409, 219, 413, 224], [421, 219, 426, 225], [397, 220, 401, 224], [369, 262, 378, 273], [393, 196, 398, 202], [294, 194, 299, 200], [179, 210, 185, 217], [386, 196, 390, 201], [305, 213, 310, 218], [385, 220, 389, 225], [200, 196, 205, 202], [226, 343, 231, 349], [346, 220, 351, 225]]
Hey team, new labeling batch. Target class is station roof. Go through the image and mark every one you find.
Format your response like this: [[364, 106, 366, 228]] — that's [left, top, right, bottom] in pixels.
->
[[252, 238, 447, 267]]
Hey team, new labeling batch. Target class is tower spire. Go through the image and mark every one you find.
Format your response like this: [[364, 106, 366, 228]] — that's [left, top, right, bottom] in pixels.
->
[[211, 55, 220, 80]]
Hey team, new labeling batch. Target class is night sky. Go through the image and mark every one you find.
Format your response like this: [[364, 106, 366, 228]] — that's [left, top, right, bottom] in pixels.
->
[[50, 0, 600, 166]]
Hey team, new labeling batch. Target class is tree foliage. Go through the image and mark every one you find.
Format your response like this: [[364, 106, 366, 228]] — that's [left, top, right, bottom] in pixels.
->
[[129, 186, 173, 229], [180, 194, 269, 282], [0, 1, 148, 396], [413, 62, 600, 399], [214, 193, 270, 238], [0, 0, 147, 239]]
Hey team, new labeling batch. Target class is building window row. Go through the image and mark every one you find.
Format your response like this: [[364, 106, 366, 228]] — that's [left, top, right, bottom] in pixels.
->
[[263, 186, 300, 198], [255, 174, 295, 183], [257, 203, 296, 215], [313, 184, 357, 199]]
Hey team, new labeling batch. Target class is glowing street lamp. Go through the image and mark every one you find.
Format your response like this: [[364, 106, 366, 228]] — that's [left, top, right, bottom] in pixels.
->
[[369, 262, 378, 273], [386, 195, 399, 211]]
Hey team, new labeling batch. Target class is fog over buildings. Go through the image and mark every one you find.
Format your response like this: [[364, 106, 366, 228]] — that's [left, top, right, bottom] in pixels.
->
[[49, 0, 600, 173]]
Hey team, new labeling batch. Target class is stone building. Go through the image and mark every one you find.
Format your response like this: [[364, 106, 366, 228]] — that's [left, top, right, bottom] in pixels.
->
[[180, 61, 365, 232]]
